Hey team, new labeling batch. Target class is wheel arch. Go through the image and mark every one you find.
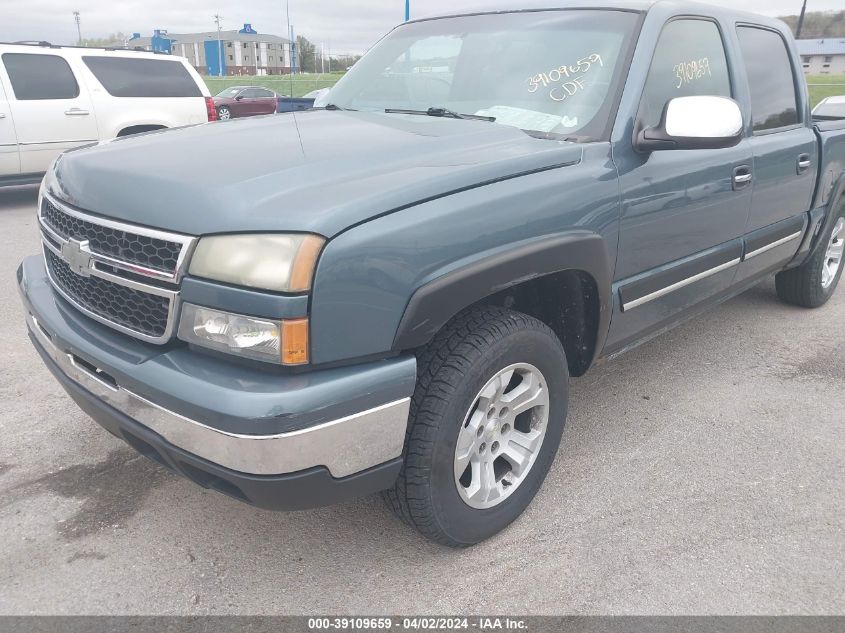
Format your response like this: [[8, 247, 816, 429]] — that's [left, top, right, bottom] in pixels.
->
[[392, 231, 613, 376]]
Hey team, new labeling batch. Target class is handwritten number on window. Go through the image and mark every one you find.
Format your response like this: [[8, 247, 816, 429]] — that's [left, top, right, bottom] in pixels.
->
[[673, 57, 711, 89], [528, 53, 603, 101]]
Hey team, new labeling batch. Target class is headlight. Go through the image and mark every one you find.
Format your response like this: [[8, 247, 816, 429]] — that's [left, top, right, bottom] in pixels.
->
[[178, 303, 309, 365], [188, 233, 325, 293]]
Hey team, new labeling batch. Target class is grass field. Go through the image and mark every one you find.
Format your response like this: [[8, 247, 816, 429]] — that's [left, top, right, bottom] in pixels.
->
[[203, 73, 343, 98], [203, 73, 844, 107], [807, 74, 845, 108]]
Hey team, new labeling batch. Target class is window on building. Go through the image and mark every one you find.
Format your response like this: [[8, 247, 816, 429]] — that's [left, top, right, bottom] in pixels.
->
[[2, 53, 80, 100], [736, 26, 799, 132], [82, 56, 202, 97], [824, 56, 833, 62], [638, 19, 731, 129], [228, 55, 233, 61]]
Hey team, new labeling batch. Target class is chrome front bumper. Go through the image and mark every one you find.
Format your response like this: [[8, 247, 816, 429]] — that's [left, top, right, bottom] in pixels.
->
[[26, 312, 410, 479]]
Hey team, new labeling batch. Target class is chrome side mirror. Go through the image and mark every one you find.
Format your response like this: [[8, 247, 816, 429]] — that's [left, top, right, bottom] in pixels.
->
[[636, 96, 743, 152]]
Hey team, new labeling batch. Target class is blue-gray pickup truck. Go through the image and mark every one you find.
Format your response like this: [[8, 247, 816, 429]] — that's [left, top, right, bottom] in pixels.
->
[[17, 1, 845, 546]]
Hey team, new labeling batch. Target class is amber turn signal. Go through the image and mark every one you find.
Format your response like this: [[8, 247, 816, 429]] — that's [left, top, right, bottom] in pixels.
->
[[281, 318, 309, 365]]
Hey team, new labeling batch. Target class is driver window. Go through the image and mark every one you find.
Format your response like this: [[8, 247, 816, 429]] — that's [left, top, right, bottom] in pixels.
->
[[639, 19, 731, 129]]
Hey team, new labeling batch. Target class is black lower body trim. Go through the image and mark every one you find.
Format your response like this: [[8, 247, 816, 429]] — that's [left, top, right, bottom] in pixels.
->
[[36, 340, 402, 511], [618, 239, 743, 310]]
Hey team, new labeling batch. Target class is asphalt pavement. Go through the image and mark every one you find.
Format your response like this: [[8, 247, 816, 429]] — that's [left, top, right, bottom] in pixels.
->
[[0, 185, 842, 614]]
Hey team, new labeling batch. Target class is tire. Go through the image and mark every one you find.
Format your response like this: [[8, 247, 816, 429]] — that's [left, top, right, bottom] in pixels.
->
[[383, 306, 568, 547], [217, 106, 231, 120], [775, 209, 845, 308]]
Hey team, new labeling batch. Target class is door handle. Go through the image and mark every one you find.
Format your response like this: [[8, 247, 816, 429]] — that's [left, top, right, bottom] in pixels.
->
[[732, 165, 752, 190], [797, 153, 811, 174], [64, 108, 90, 116], [0, 112, 6, 119]]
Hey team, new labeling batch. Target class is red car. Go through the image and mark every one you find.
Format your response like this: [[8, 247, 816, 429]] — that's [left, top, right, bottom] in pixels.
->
[[213, 86, 280, 119]]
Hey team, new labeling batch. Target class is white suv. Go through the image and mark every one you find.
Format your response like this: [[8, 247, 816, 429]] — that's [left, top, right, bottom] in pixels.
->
[[0, 43, 215, 186]]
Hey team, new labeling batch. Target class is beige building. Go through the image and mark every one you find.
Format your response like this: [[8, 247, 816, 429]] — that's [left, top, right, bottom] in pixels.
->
[[797, 39, 845, 75], [128, 25, 297, 76]]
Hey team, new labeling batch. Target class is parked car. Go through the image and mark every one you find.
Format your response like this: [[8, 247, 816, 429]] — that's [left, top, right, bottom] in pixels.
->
[[213, 86, 279, 119], [0, 42, 214, 187], [813, 96, 845, 121], [276, 88, 329, 113], [17, 2, 845, 546]]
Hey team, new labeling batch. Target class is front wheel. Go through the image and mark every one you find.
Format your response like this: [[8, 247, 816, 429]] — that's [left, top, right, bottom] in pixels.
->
[[217, 106, 232, 120], [775, 211, 845, 308], [383, 306, 568, 547]]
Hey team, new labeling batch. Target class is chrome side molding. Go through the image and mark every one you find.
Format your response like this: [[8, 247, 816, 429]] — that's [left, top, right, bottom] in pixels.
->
[[622, 258, 740, 311]]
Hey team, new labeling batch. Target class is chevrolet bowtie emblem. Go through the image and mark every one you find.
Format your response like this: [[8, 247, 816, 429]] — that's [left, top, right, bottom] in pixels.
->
[[61, 238, 93, 277]]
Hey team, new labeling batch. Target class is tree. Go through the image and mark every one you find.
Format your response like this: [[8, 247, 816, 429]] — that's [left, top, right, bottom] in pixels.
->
[[331, 54, 362, 71], [779, 11, 845, 38], [296, 35, 317, 73], [79, 32, 129, 48]]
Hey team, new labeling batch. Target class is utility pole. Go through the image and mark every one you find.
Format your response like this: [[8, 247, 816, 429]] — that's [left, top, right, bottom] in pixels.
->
[[405, 0, 410, 22], [213, 13, 224, 77], [796, 0, 808, 39], [73, 11, 82, 45]]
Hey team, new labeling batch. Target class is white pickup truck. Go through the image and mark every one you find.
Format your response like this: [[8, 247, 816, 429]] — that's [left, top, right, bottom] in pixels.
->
[[0, 42, 215, 187]]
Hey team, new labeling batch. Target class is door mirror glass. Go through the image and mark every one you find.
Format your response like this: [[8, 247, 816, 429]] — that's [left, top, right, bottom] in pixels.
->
[[636, 95, 743, 152]]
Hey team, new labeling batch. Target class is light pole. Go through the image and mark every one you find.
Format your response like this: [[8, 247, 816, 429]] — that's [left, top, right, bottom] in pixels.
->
[[73, 11, 82, 45], [213, 13, 224, 77], [286, 0, 296, 75]]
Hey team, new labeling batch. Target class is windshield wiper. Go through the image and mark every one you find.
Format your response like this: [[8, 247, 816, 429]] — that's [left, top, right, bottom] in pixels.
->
[[384, 107, 495, 122]]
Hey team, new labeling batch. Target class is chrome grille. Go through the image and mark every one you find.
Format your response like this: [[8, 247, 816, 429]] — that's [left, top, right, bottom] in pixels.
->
[[45, 249, 171, 338], [42, 199, 182, 274], [38, 194, 196, 344]]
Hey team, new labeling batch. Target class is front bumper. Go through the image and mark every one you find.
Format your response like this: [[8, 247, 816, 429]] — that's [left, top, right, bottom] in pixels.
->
[[18, 255, 415, 509]]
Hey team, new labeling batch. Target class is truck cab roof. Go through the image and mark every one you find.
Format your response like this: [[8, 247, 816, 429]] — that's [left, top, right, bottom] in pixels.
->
[[411, 0, 789, 32]]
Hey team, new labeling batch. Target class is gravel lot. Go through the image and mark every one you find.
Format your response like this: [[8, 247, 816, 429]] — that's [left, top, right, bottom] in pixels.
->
[[0, 185, 842, 615]]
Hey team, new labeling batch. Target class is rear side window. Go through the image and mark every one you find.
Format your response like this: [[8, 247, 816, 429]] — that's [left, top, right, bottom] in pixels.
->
[[736, 27, 799, 132], [639, 19, 732, 129], [2, 53, 80, 100], [82, 57, 202, 97]]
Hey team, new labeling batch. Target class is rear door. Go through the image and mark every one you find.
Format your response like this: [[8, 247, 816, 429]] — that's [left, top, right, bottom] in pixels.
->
[[252, 88, 278, 114], [0, 51, 99, 174], [0, 76, 20, 178], [79, 55, 207, 136], [733, 25, 817, 282]]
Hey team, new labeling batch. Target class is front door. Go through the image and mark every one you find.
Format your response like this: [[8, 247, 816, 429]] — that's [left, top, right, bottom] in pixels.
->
[[606, 17, 753, 353], [0, 76, 20, 178], [733, 26, 818, 283], [0, 52, 99, 175]]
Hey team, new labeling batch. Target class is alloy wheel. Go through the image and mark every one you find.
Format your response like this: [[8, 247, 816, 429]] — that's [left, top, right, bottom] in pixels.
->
[[454, 363, 549, 509], [821, 217, 844, 289]]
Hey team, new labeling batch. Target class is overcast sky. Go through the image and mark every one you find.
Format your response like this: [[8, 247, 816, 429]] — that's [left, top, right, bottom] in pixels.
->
[[4, 0, 842, 55]]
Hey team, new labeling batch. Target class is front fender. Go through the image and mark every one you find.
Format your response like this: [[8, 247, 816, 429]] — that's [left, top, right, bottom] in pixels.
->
[[392, 232, 612, 352], [308, 150, 620, 366]]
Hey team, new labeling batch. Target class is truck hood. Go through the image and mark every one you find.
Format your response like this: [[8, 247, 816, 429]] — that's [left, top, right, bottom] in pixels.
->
[[47, 110, 583, 237]]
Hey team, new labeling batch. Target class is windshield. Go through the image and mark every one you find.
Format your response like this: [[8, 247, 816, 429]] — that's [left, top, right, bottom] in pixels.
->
[[326, 10, 640, 140], [215, 88, 242, 99]]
